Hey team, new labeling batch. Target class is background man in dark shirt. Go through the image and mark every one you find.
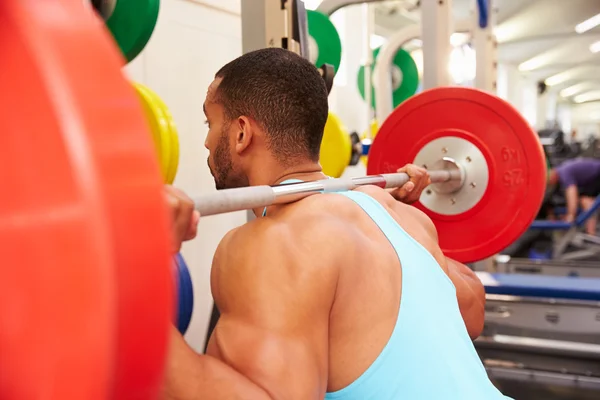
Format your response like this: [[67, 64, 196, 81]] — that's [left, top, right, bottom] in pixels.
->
[[549, 158, 600, 235]]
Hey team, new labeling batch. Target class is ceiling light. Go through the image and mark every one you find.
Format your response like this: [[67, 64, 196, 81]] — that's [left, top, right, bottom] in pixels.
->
[[560, 83, 589, 97], [518, 56, 546, 72], [575, 13, 600, 34], [545, 71, 573, 86], [573, 91, 600, 103], [590, 40, 600, 53]]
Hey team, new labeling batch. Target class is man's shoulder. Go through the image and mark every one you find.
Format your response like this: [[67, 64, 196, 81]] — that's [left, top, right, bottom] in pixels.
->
[[216, 196, 361, 267]]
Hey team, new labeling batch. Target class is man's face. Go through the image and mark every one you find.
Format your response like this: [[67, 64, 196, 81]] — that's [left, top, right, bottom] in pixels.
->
[[203, 79, 247, 190]]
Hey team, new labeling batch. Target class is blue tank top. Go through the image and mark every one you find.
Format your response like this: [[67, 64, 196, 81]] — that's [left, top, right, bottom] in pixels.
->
[[264, 182, 509, 400]]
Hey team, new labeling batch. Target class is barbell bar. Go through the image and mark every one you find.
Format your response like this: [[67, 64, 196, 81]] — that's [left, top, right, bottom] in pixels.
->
[[194, 170, 462, 217]]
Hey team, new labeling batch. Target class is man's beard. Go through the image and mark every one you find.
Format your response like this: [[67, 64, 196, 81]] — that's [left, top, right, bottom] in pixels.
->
[[209, 131, 246, 190]]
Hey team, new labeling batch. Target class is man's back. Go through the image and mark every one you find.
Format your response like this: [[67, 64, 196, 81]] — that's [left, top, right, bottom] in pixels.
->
[[556, 158, 600, 188], [208, 185, 507, 399]]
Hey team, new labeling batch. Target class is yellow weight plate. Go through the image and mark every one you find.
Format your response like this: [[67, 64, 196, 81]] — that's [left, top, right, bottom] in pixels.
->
[[166, 122, 179, 184], [360, 119, 379, 166], [132, 82, 172, 183], [136, 84, 174, 183], [320, 112, 351, 178], [151, 92, 180, 185]]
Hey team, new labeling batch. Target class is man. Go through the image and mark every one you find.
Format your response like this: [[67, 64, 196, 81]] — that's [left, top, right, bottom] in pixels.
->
[[162, 48, 504, 399], [549, 158, 600, 235]]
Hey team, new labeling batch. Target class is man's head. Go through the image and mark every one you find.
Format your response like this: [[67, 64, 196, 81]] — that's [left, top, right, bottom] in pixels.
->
[[203, 48, 329, 189]]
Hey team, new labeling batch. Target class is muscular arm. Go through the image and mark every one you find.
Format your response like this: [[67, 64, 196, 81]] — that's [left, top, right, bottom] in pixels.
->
[[162, 223, 336, 399], [408, 207, 485, 339], [209, 223, 337, 398], [161, 326, 271, 400], [444, 258, 485, 339], [162, 221, 339, 400]]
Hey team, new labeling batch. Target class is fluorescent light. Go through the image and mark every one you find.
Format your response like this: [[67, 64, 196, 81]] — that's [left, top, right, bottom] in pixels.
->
[[573, 90, 600, 103], [575, 13, 600, 34], [545, 71, 573, 86], [560, 83, 589, 97], [590, 40, 600, 53], [544, 66, 589, 86], [518, 56, 546, 72]]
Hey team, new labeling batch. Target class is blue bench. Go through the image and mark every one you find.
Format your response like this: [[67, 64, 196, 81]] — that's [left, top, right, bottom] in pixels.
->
[[529, 195, 600, 260], [476, 272, 600, 301]]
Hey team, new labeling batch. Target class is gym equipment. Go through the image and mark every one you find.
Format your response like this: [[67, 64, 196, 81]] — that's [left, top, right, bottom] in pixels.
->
[[133, 82, 179, 184], [366, 86, 546, 263], [193, 87, 546, 264], [495, 256, 600, 278], [531, 195, 600, 260], [320, 112, 352, 178], [93, 0, 160, 63], [307, 10, 342, 75], [2, 1, 548, 395], [349, 132, 361, 166], [475, 272, 600, 397], [175, 253, 194, 335], [1, 1, 174, 398], [2, 4, 115, 397], [357, 46, 419, 109]]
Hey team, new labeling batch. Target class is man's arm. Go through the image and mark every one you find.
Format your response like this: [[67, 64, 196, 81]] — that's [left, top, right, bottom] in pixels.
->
[[564, 184, 579, 223], [163, 220, 339, 399], [161, 326, 272, 400], [209, 223, 337, 398], [408, 208, 485, 339], [444, 258, 485, 339]]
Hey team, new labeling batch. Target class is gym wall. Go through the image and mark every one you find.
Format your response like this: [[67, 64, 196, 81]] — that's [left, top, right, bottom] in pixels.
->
[[124, 0, 245, 353]]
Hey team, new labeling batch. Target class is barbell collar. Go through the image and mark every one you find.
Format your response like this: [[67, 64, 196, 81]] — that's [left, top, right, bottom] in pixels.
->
[[194, 169, 462, 217]]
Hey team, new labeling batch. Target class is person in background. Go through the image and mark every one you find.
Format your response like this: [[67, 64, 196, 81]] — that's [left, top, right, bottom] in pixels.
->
[[548, 157, 600, 235]]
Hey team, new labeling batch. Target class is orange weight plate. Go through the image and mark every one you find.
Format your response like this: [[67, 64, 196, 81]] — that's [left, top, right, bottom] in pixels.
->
[[367, 87, 546, 263], [7, 1, 176, 399], [0, 2, 115, 399]]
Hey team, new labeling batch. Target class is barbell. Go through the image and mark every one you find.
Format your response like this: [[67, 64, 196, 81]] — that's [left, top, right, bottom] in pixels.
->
[[1, 1, 546, 399]]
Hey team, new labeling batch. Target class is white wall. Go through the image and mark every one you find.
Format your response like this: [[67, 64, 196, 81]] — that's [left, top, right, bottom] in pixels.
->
[[570, 102, 600, 140], [125, 0, 245, 352]]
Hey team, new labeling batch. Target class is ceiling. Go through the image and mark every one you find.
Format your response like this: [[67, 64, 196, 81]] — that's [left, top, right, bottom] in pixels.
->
[[368, 0, 600, 103]]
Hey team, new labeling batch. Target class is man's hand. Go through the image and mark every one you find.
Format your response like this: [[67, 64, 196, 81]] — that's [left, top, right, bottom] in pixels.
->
[[388, 164, 431, 204], [164, 185, 200, 253]]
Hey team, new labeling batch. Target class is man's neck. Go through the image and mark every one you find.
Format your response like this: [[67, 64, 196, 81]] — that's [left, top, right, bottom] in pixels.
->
[[248, 161, 326, 217], [248, 162, 326, 187]]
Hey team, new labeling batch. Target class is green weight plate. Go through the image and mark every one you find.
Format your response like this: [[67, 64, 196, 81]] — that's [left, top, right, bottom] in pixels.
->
[[357, 46, 419, 109], [104, 0, 160, 63], [307, 10, 342, 74]]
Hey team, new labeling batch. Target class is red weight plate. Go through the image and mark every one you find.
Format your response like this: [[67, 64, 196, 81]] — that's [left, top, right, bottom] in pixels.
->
[[14, 1, 175, 399], [367, 87, 546, 263], [0, 2, 116, 399]]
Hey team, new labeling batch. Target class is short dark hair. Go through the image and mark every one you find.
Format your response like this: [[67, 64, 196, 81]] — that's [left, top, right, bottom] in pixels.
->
[[214, 48, 328, 162]]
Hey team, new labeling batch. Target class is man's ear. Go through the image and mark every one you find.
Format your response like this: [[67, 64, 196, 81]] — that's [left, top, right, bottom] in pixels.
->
[[234, 116, 253, 154]]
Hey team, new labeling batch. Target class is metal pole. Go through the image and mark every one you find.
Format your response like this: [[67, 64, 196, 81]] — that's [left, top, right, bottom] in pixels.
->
[[421, 0, 453, 89], [364, 3, 374, 133], [473, 0, 497, 93]]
